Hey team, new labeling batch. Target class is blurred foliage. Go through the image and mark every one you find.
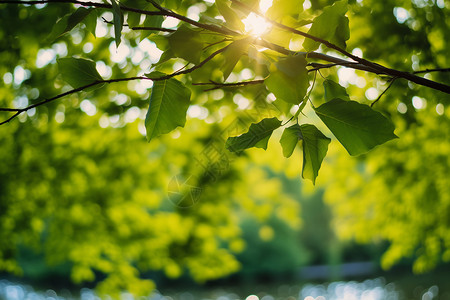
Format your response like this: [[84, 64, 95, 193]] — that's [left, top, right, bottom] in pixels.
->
[[316, 0, 450, 275], [0, 3, 305, 295], [0, 0, 449, 297]]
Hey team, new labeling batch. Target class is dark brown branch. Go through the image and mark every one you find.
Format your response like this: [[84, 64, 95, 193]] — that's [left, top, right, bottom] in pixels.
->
[[192, 79, 265, 91], [230, 0, 358, 59], [0, 0, 112, 9], [255, 39, 382, 74], [4, 0, 238, 36], [3, 0, 450, 94], [130, 26, 175, 32], [101, 17, 175, 32], [413, 68, 450, 74], [0, 78, 142, 125], [232, 0, 450, 95], [146, 0, 240, 36], [0, 45, 228, 125], [307, 62, 360, 72]]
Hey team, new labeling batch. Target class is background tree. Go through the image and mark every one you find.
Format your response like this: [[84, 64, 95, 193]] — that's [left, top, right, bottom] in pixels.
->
[[315, 0, 450, 275]]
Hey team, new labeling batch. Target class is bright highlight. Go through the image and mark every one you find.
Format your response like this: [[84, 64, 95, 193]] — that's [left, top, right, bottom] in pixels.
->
[[242, 12, 272, 36]]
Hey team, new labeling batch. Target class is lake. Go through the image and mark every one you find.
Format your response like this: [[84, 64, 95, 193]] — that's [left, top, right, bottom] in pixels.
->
[[0, 276, 445, 300]]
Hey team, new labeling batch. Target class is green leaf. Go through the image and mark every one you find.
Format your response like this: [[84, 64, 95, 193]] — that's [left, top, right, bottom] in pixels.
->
[[127, 12, 141, 28], [83, 9, 97, 37], [57, 57, 103, 89], [226, 117, 282, 153], [335, 15, 350, 48], [222, 37, 252, 80], [267, 0, 303, 21], [111, 0, 123, 47], [265, 55, 309, 104], [299, 124, 331, 184], [280, 124, 301, 158], [216, 0, 245, 32], [314, 99, 398, 156], [303, 0, 349, 51], [168, 25, 204, 64], [230, 0, 259, 17], [280, 124, 330, 184], [122, 0, 164, 41], [145, 75, 191, 141], [140, 14, 164, 41], [323, 79, 350, 102], [47, 7, 93, 42]]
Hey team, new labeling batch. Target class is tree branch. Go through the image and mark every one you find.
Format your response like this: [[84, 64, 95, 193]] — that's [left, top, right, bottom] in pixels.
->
[[102, 17, 176, 32], [232, 0, 450, 95], [192, 79, 265, 91], [413, 68, 450, 74], [3, 0, 450, 95], [0, 45, 229, 125], [4, 0, 239, 36], [371, 78, 398, 107]]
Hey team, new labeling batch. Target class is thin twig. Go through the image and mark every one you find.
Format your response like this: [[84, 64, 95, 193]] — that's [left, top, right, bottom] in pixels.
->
[[232, 0, 450, 94], [203, 38, 231, 51], [371, 78, 397, 107], [0, 46, 229, 125], [192, 79, 264, 91], [307, 62, 360, 72], [102, 17, 175, 32], [3, 0, 450, 94], [130, 26, 175, 32], [146, 0, 239, 36], [230, 0, 359, 60], [5, 0, 238, 36], [413, 68, 450, 74]]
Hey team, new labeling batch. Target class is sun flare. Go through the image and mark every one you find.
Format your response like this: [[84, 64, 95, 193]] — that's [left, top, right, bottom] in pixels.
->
[[242, 12, 272, 36]]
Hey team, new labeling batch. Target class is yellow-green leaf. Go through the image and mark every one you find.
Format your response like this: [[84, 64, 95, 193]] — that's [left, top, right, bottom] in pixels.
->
[[303, 0, 349, 51], [216, 0, 245, 32], [280, 124, 330, 184], [265, 55, 309, 104]]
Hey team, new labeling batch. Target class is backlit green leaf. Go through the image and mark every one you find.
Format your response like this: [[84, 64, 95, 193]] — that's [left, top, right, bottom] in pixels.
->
[[111, 0, 123, 47], [226, 117, 282, 153], [323, 79, 350, 102], [230, 0, 259, 17], [314, 98, 398, 156], [280, 124, 330, 184], [57, 57, 103, 89], [83, 9, 97, 37], [267, 0, 303, 21], [47, 7, 93, 42], [168, 25, 204, 64], [280, 124, 301, 158], [299, 124, 331, 184], [145, 75, 191, 141], [265, 55, 309, 104], [127, 12, 141, 28], [216, 0, 245, 32], [140, 14, 164, 41], [303, 0, 349, 51], [222, 37, 253, 80]]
